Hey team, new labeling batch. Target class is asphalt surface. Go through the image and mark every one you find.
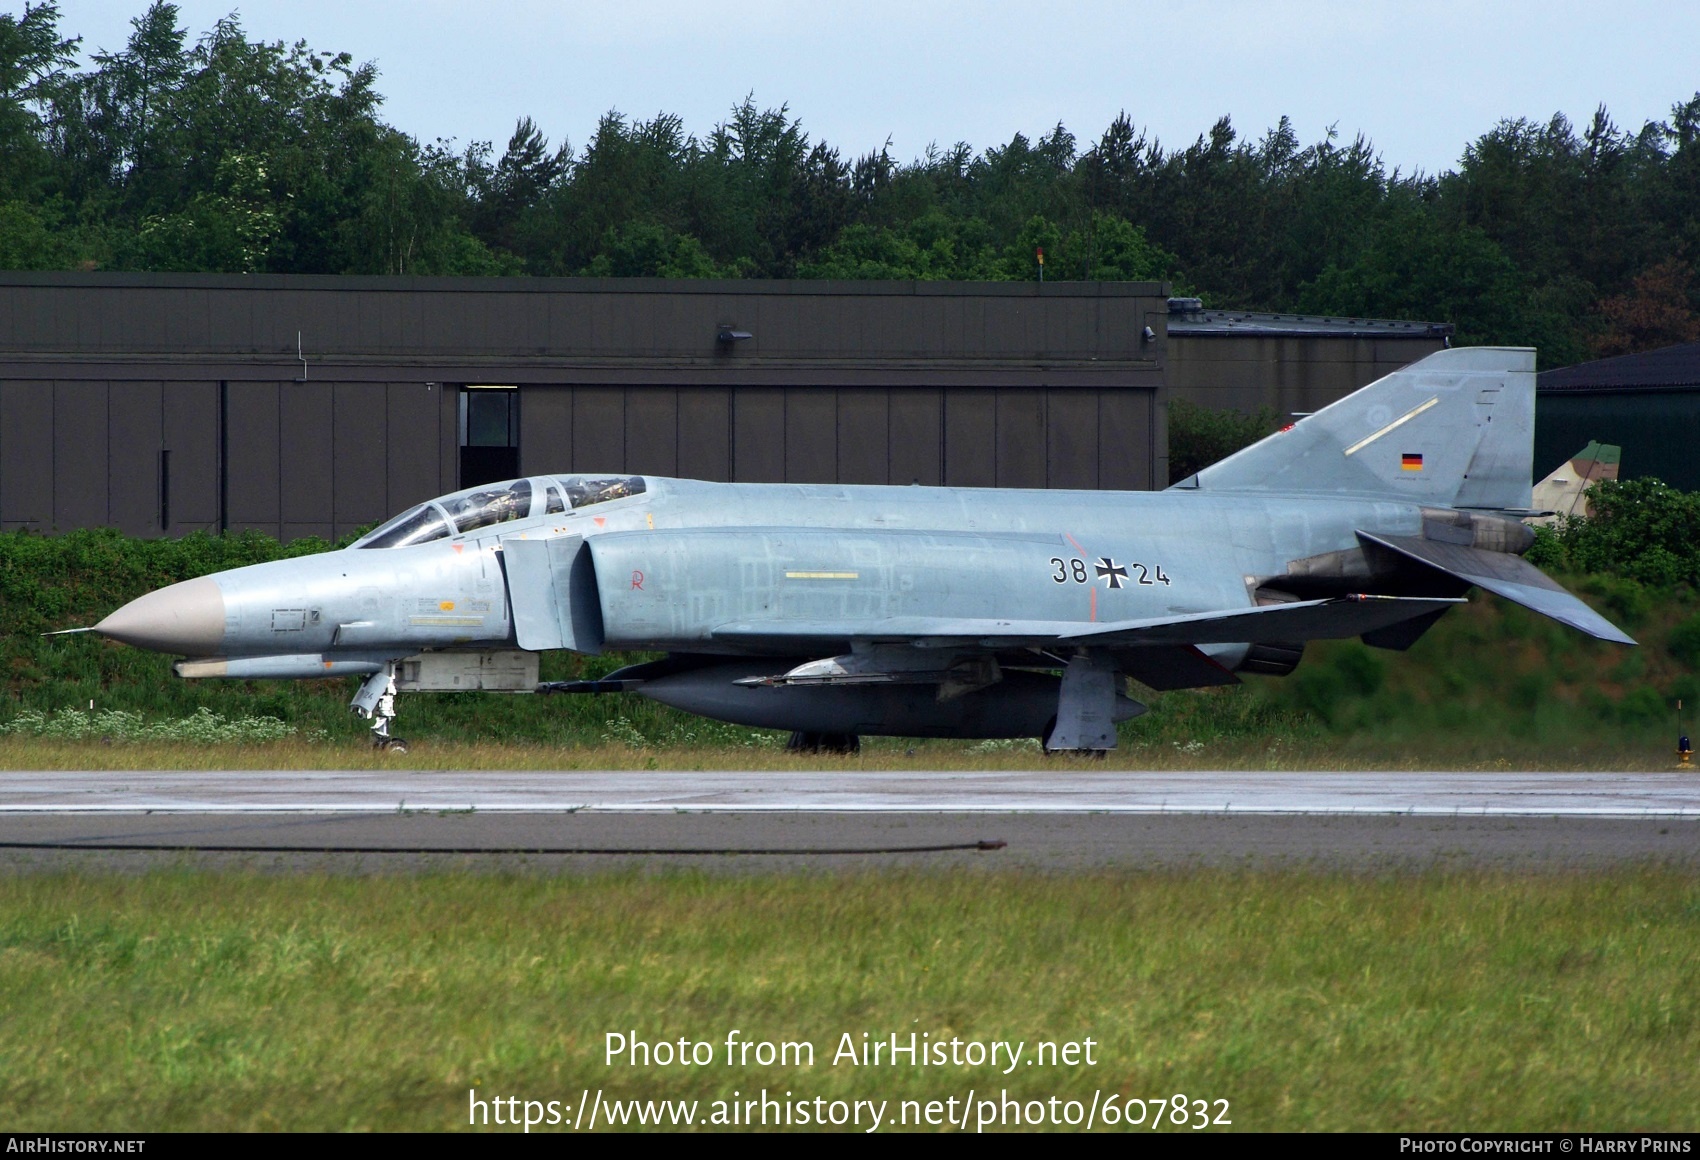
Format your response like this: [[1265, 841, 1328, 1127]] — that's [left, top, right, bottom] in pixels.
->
[[0, 770, 1694, 872], [0, 809, 1695, 873], [2, 769, 1698, 815]]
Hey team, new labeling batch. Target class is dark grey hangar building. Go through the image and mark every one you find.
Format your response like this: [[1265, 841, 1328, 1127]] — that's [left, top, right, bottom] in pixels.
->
[[1535, 340, 1700, 490], [0, 273, 1449, 541], [1163, 298, 1452, 416]]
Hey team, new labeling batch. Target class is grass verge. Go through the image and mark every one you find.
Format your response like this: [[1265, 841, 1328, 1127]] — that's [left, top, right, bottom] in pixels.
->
[[0, 868, 1695, 1131], [0, 735, 1690, 771]]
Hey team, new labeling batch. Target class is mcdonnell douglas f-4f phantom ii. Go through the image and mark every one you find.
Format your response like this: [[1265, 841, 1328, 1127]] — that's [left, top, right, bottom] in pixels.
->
[[85, 347, 1633, 753]]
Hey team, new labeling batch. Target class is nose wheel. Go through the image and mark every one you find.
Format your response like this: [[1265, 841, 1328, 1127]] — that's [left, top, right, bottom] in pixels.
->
[[352, 665, 410, 754]]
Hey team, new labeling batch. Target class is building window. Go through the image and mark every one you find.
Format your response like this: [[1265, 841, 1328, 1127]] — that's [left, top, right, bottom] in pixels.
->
[[459, 385, 519, 487]]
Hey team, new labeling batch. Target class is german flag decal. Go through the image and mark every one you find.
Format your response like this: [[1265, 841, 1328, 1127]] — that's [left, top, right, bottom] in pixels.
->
[[1401, 453, 1424, 471]]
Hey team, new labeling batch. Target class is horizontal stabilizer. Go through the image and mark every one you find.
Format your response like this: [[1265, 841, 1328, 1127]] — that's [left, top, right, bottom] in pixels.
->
[[710, 595, 1464, 651], [1358, 532, 1636, 645]]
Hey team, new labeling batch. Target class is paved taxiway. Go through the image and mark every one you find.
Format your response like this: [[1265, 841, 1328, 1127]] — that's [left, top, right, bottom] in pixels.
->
[[0, 770, 1694, 871], [2, 769, 1698, 815]]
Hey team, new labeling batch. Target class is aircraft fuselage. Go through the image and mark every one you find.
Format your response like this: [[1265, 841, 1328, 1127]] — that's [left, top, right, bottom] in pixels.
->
[[98, 476, 1426, 671]]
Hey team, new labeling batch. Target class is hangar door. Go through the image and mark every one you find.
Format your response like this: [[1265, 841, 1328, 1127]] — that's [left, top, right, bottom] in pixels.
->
[[518, 385, 1158, 491]]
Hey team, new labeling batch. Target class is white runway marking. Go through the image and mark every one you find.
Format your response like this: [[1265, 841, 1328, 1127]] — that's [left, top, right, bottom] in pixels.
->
[[0, 770, 1697, 817]]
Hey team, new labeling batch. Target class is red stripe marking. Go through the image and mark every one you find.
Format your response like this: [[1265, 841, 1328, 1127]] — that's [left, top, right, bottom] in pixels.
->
[[1064, 532, 1088, 557], [1090, 586, 1097, 622]]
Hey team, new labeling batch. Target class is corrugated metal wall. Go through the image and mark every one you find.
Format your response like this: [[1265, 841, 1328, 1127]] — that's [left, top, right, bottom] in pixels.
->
[[520, 385, 1152, 490], [1, 379, 222, 537], [0, 378, 456, 541], [0, 275, 1168, 540], [1167, 335, 1450, 415]]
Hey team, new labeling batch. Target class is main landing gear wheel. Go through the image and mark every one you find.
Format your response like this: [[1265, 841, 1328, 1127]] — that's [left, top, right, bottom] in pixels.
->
[[1040, 719, 1110, 759], [786, 731, 861, 755], [373, 735, 409, 754]]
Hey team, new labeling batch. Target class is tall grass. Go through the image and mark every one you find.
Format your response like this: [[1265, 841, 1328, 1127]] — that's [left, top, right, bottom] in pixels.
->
[[0, 869, 1694, 1131]]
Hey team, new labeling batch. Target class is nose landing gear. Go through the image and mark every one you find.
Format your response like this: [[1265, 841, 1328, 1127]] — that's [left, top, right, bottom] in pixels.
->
[[352, 665, 409, 754]]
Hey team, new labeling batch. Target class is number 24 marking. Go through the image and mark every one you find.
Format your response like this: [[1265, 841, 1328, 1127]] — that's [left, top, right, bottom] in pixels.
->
[[1131, 562, 1171, 586]]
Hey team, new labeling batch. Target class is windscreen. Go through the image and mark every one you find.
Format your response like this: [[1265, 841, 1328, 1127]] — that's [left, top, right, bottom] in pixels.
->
[[354, 504, 452, 549], [441, 479, 533, 534], [560, 475, 645, 508]]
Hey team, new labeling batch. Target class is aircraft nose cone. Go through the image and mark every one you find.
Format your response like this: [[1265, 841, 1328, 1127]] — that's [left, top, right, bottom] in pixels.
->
[[94, 576, 226, 655]]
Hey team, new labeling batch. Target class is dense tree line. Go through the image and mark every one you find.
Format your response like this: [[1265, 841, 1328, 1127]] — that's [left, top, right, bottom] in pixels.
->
[[3, 2, 1699, 366]]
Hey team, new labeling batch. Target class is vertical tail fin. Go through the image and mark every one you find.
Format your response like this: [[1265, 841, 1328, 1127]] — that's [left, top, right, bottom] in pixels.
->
[[1172, 347, 1536, 510]]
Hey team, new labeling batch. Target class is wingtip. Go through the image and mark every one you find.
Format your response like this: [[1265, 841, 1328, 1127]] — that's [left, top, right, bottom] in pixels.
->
[[1566, 617, 1636, 647]]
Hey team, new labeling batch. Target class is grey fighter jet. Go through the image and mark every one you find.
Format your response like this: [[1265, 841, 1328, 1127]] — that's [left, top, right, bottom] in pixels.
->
[[87, 347, 1632, 753]]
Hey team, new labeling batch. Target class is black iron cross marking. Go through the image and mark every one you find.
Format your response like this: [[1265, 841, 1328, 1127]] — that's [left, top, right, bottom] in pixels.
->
[[1095, 557, 1128, 589]]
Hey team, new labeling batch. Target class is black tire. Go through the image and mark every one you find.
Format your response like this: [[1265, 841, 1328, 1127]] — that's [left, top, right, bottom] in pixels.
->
[[786, 731, 860, 755], [821, 732, 860, 755]]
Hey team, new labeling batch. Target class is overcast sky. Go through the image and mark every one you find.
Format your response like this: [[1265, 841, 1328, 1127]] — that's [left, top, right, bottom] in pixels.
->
[[60, 1, 1700, 176]]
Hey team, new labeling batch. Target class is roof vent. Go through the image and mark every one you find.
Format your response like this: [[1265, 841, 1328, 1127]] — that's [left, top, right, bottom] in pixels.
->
[[1167, 297, 1204, 314]]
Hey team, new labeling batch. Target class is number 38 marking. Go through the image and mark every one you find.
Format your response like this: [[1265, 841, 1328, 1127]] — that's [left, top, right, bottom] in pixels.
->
[[1050, 558, 1089, 584]]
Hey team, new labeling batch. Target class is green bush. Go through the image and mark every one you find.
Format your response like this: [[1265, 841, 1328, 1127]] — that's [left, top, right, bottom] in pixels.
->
[[1539, 479, 1700, 588], [1608, 652, 1646, 683], [1167, 400, 1280, 483], [1333, 645, 1387, 696], [0, 527, 334, 638], [1291, 666, 1346, 726], [1615, 686, 1671, 728], [1574, 573, 1655, 629], [1509, 670, 1553, 711], [1668, 615, 1700, 669], [1524, 525, 1565, 570]]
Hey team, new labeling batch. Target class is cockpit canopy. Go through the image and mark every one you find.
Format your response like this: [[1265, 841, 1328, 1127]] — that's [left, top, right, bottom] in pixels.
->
[[352, 475, 647, 549]]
